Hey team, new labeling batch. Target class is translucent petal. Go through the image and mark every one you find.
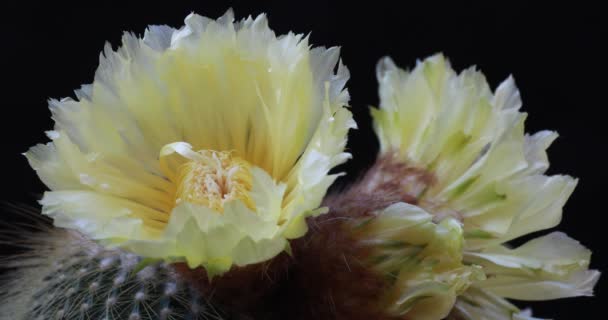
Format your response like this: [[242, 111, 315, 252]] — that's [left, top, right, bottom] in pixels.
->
[[353, 202, 484, 319], [465, 232, 600, 300], [450, 287, 546, 320]]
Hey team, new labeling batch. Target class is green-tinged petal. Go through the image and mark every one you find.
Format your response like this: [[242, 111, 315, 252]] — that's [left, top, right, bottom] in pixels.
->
[[283, 83, 356, 238], [353, 202, 483, 320], [465, 232, 600, 300], [450, 287, 545, 320], [40, 190, 164, 240], [465, 174, 577, 250], [479, 269, 600, 301]]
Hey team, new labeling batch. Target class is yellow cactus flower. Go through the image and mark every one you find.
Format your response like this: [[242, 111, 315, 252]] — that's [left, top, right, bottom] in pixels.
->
[[26, 10, 355, 276], [351, 202, 484, 320], [371, 54, 599, 318]]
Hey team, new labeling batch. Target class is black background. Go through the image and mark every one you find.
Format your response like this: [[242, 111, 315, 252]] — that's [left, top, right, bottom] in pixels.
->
[[1, 1, 606, 318]]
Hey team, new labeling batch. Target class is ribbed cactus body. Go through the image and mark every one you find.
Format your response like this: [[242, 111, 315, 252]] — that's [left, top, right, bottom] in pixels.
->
[[32, 253, 226, 320], [1, 225, 231, 320]]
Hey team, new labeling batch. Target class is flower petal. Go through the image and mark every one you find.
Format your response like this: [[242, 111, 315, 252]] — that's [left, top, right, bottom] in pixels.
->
[[353, 202, 483, 319], [465, 232, 600, 300], [450, 287, 546, 320]]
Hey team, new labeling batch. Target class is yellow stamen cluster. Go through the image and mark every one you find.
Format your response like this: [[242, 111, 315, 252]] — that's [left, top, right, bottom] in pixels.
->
[[175, 150, 255, 212]]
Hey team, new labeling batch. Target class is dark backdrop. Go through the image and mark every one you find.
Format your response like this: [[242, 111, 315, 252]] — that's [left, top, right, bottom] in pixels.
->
[[2, 1, 606, 318]]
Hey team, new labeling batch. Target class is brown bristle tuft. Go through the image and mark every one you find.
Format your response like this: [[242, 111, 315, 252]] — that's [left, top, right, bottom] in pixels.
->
[[262, 154, 431, 320], [278, 204, 395, 320], [173, 252, 292, 315], [345, 151, 436, 204]]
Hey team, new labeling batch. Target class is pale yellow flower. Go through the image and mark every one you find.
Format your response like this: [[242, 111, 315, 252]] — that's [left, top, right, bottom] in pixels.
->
[[350, 202, 484, 320], [371, 54, 599, 319], [26, 10, 355, 275]]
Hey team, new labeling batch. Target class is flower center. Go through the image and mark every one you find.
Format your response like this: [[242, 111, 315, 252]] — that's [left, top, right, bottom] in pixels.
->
[[359, 152, 463, 222], [175, 150, 255, 212]]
